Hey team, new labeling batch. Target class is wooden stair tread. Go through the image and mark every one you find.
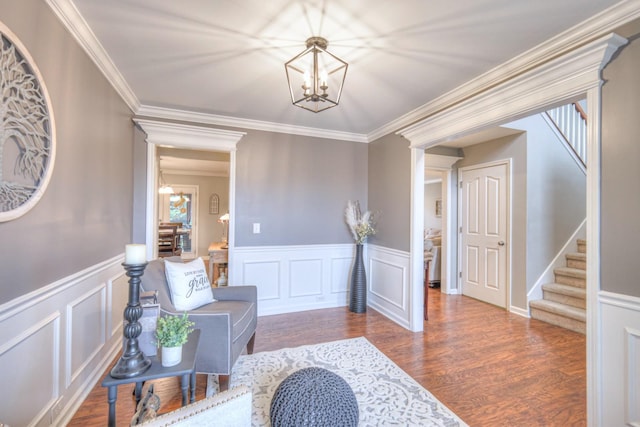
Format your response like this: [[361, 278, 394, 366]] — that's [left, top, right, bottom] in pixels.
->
[[530, 299, 586, 321]]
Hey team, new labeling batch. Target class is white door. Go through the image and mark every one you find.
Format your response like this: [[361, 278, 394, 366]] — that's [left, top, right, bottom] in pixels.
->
[[460, 162, 509, 308]]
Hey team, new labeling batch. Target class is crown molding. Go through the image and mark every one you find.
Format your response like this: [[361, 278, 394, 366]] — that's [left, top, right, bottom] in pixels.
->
[[49, 0, 639, 143], [368, 0, 640, 142], [398, 33, 627, 148], [46, 0, 139, 112], [133, 118, 246, 151], [136, 105, 369, 143]]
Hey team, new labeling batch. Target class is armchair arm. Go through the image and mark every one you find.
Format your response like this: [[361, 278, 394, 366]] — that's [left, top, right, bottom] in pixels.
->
[[212, 285, 257, 304]]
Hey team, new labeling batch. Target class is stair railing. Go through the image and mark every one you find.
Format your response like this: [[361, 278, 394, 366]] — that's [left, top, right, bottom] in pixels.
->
[[545, 102, 587, 169]]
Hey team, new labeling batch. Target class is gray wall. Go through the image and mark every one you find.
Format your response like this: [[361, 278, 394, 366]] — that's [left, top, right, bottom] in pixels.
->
[[0, 0, 135, 305], [163, 173, 229, 257], [368, 133, 412, 252], [510, 115, 587, 289], [601, 35, 640, 297], [235, 130, 368, 246]]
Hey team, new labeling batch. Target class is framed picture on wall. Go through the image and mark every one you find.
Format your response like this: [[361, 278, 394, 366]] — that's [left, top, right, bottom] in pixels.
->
[[435, 199, 442, 217], [209, 193, 220, 214]]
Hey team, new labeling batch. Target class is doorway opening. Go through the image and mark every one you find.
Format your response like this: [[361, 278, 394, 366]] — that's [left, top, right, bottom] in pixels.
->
[[134, 117, 245, 280]]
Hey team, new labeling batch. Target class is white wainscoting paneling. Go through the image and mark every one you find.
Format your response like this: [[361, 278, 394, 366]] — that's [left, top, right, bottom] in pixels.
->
[[600, 291, 640, 427], [367, 245, 411, 329], [0, 312, 60, 427], [0, 255, 127, 427], [232, 244, 355, 316]]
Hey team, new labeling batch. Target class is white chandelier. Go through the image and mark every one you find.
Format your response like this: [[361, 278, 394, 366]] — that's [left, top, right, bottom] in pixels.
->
[[285, 37, 348, 113]]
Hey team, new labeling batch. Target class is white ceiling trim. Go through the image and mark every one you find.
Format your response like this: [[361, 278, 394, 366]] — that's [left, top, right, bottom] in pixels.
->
[[46, 0, 139, 112], [425, 155, 463, 170], [136, 105, 369, 144], [134, 118, 246, 152], [368, 0, 640, 142], [398, 33, 627, 148]]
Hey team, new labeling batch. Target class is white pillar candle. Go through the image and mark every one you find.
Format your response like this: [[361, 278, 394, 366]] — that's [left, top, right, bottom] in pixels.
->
[[124, 244, 146, 264]]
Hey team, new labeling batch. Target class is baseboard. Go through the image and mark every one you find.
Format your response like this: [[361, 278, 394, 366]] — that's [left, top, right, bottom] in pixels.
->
[[509, 305, 530, 318]]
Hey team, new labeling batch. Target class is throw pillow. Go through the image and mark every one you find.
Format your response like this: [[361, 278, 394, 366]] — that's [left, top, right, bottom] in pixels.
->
[[164, 257, 215, 311]]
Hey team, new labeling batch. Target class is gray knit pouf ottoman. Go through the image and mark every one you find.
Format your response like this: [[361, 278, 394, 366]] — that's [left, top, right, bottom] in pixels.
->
[[270, 367, 359, 427]]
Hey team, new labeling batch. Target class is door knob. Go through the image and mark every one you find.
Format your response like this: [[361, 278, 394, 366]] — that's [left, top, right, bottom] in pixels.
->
[[498, 241, 505, 246]]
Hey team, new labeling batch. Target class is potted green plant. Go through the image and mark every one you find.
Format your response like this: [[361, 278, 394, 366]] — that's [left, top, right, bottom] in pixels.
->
[[155, 312, 195, 367]]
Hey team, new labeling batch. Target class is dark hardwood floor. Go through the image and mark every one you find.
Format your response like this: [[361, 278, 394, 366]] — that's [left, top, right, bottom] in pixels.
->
[[69, 289, 586, 426]]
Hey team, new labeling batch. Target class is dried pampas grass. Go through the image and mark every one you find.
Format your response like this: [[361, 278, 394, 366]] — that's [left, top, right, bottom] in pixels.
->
[[345, 200, 376, 244]]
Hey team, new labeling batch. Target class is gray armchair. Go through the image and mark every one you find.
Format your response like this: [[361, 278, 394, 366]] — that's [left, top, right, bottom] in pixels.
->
[[141, 257, 257, 390]]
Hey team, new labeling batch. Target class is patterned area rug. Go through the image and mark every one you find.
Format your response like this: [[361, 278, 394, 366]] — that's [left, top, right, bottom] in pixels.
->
[[206, 337, 467, 426]]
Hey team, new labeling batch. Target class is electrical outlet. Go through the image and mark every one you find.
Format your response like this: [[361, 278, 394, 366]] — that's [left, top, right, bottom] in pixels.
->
[[253, 223, 261, 234]]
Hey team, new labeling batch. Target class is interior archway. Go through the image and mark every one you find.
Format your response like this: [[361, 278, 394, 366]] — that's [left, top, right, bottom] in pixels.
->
[[400, 33, 627, 422]]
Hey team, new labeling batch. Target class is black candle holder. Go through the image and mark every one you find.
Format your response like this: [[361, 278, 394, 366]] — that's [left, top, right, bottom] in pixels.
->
[[110, 262, 152, 379]]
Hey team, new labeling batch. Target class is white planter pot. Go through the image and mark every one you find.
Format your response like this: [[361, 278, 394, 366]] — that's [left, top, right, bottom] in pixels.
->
[[161, 345, 182, 367]]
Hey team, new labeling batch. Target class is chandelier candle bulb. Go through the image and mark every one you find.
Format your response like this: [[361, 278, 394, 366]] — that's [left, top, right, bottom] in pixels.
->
[[125, 244, 146, 264]]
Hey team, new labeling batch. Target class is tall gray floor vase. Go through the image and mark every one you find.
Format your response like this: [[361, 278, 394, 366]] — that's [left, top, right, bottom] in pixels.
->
[[349, 244, 367, 313]]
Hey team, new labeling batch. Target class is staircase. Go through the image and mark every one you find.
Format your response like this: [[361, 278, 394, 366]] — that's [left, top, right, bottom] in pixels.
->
[[529, 239, 586, 334]]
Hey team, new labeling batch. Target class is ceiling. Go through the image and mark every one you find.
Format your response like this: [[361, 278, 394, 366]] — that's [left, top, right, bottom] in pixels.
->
[[71, 0, 621, 141]]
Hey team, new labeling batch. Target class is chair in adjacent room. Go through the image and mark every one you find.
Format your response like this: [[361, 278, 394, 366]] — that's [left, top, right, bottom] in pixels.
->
[[158, 225, 182, 257]]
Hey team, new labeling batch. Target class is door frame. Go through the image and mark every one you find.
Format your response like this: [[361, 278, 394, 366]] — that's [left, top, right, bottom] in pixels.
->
[[134, 118, 245, 270], [457, 159, 511, 309], [399, 34, 626, 424], [424, 154, 462, 296]]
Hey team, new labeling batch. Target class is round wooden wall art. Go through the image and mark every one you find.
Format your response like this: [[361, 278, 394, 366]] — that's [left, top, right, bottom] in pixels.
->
[[0, 22, 56, 222]]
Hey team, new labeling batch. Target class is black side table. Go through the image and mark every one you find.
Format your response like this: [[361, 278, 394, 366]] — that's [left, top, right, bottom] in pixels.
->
[[101, 329, 201, 427]]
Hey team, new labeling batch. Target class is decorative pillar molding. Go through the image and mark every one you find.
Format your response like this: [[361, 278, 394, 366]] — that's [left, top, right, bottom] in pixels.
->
[[134, 119, 245, 152], [409, 147, 425, 332], [425, 154, 463, 296], [134, 118, 245, 262], [398, 33, 627, 149], [399, 33, 627, 426]]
